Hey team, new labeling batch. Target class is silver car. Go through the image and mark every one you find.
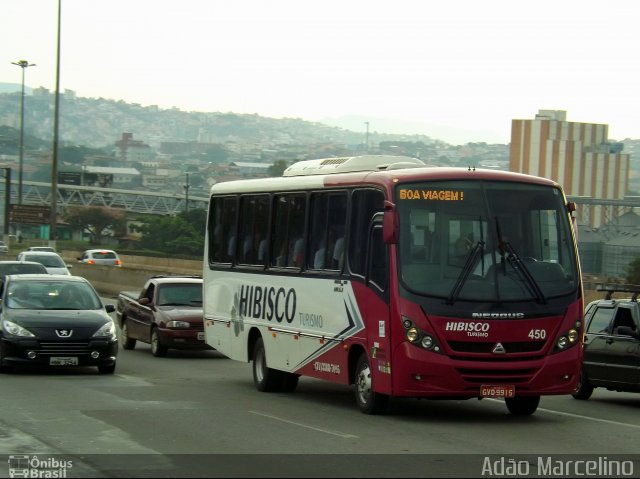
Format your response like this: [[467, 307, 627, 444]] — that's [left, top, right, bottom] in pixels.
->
[[78, 249, 122, 267]]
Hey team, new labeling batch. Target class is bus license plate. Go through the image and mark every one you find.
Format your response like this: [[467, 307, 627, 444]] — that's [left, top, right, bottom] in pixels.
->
[[197, 332, 205, 341], [480, 385, 515, 398], [50, 357, 78, 366]]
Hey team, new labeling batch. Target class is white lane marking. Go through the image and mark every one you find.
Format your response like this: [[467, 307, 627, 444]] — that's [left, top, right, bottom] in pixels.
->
[[249, 411, 359, 439], [488, 399, 640, 429]]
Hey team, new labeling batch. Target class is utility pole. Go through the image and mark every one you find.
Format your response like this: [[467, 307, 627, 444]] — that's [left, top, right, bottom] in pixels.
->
[[11, 60, 36, 205], [184, 172, 190, 213]]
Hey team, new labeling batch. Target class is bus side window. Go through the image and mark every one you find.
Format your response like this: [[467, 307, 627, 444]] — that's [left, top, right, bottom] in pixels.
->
[[368, 225, 388, 291], [349, 189, 384, 277], [308, 192, 347, 270], [238, 195, 269, 266], [209, 196, 237, 264], [271, 194, 306, 268]]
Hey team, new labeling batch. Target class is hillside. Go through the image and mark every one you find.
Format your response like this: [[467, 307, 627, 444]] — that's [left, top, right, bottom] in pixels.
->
[[0, 87, 440, 150]]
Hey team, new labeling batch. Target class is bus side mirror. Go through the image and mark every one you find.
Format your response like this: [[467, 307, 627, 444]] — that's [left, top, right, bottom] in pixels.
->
[[383, 201, 399, 244]]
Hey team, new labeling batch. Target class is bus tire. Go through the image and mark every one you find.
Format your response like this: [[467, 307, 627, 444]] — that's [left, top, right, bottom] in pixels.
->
[[354, 353, 389, 414], [572, 370, 594, 400], [505, 395, 540, 416], [252, 337, 281, 392]]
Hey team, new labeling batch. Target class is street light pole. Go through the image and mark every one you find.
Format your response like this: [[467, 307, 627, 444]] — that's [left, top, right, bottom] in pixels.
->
[[50, 0, 62, 244], [11, 60, 36, 205], [1, 168, 11, 238]]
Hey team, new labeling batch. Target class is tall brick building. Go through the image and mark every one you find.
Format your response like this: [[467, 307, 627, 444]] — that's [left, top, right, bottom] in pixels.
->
[[510, 110, 630, 227]]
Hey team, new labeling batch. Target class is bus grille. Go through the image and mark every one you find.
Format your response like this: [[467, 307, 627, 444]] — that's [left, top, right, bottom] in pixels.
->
[[456, 367, 538, 384], [38, 342, 92, 355], [447, 340, 546, 354]]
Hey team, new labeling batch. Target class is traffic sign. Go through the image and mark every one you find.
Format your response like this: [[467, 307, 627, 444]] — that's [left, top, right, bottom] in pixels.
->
[[9, 204, 51, 224]]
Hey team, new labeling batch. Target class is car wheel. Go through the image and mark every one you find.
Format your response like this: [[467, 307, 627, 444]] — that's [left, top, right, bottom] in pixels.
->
[[354, 352, 389, 414], [252, 337, 281, 392], [150, 328, 168, 357], [121, 319, 136, 350], [505, 396, 540, 416], [572, 370, 594, 400], [98, 363, 116, 374]]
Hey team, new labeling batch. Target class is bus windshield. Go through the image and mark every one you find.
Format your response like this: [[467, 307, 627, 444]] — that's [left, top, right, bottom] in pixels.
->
[[397, 180, 578, 302]]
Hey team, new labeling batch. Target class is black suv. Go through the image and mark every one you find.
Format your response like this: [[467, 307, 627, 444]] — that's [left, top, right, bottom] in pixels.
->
[[573, 285, 640, 400]]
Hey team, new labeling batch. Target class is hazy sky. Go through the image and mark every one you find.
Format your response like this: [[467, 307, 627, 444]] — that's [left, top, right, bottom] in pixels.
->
[[2, 0, 640, 144]]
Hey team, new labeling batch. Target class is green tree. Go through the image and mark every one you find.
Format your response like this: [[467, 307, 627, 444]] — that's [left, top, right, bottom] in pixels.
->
[[137, 209, 206, 256], [64, 206, 126, 245], [625, 256, 640, 284]]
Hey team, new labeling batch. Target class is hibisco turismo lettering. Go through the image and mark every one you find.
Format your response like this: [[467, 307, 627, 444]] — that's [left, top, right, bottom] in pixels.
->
[[445, 321, 490, 337], [238, 284, 297, 323]]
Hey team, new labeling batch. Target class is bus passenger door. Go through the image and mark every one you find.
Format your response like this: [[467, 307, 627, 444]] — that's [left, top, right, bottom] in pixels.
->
[[365, 222, 392, 394]]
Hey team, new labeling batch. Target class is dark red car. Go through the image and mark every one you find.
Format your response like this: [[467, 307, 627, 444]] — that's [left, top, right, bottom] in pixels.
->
[[116, 276, 213, 357]]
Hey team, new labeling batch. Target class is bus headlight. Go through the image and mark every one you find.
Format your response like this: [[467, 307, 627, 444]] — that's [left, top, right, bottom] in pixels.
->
[[567, 329, 579, 343], [407, 327, 419, 343], [557, 336, 569, 350], [402, 316, 441, 352], [421, 335, 435, 349]]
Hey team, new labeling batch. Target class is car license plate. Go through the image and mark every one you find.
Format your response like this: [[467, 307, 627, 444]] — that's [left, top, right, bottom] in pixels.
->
[[49, 357, 78, 366], [197, 332, 205, 341], [480, 385, 515, 398]]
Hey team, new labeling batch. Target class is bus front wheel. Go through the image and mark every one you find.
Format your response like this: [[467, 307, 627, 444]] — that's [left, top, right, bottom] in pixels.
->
[[354, 353, 389, 414], [505, 395, 540, 416], [252, 337, 281, 392]]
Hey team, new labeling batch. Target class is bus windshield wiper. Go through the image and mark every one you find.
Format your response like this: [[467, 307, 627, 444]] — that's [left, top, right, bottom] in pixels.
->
[[502, 242, 547, 304], [446, 241, 484, 305]]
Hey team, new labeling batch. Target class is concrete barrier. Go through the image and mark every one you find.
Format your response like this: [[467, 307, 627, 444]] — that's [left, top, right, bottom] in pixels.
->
[[63, 252, 203, 298]]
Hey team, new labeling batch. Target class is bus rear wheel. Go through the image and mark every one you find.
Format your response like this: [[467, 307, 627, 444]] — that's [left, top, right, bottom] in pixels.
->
[[354, 353, 389, 414], [505, 395, 540, 416], [252, 337, 282, 392]]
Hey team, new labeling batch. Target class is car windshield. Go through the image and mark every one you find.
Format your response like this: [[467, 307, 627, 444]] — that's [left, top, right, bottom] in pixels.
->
[[6, 281, 102, 310], [157, 284, 203, 306], [397, 180, 578, 302], [26, 255, 65, 268]]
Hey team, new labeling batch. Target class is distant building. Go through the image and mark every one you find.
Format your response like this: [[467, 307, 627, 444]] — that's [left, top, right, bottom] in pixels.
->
[[229, 161, 270, 177], [114, 133, 153, 163], [510, 110, 630, 227]]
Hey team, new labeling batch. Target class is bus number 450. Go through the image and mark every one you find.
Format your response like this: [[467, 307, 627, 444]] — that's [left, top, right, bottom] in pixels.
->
[[528, 329, 546, 340]]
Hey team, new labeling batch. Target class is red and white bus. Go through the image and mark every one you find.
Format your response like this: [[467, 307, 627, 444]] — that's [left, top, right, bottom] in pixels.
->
[[203, 155, 583, 415]]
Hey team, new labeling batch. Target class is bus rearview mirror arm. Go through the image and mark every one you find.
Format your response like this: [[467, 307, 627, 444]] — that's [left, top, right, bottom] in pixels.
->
[[383, 200, 399, 244]]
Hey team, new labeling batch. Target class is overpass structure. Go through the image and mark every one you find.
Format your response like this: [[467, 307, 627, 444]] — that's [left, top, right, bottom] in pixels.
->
[[10, 180, 209, 215], [0, 181, 638, 220]]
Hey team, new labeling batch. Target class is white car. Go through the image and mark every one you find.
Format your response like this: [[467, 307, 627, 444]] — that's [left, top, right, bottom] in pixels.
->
[[78, 249, 122, 267], [0, 241, 8, 254], [26, 246, 56, 253], [15, 251, 72, 275]]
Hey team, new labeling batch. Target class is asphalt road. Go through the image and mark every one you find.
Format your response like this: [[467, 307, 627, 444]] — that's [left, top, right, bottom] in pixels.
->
[[0, 300, 638, 478]]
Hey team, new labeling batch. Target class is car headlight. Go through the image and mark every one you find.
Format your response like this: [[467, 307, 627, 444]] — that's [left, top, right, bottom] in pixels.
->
[[166, 320, 190, 329], [3, 320, 35, 337], [92, 321, 116, 339]]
